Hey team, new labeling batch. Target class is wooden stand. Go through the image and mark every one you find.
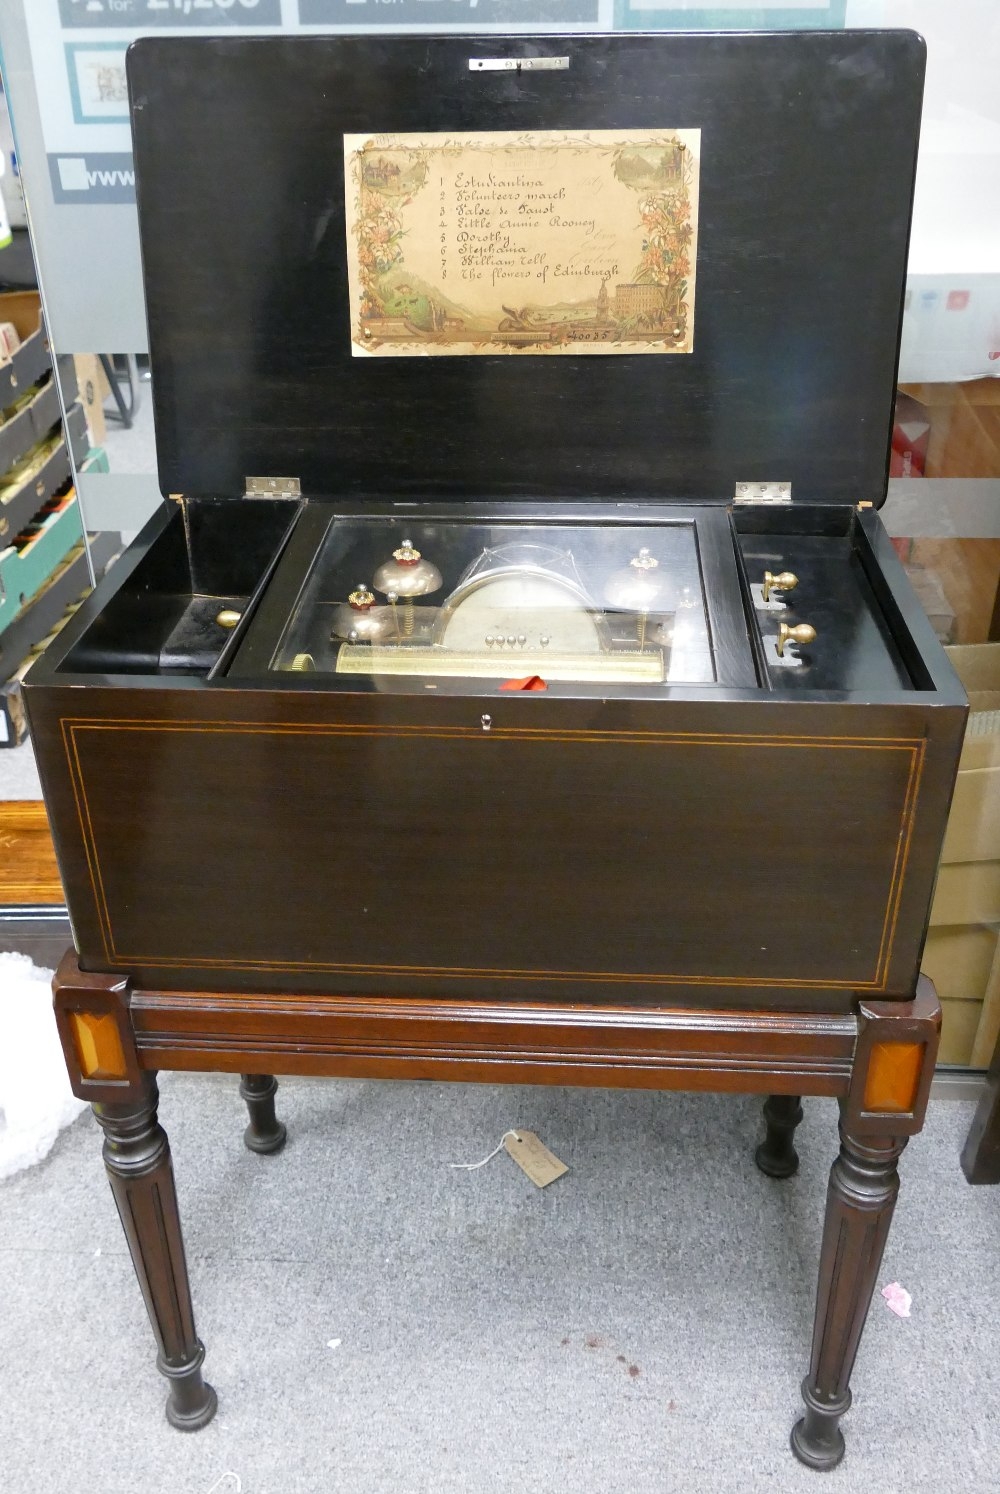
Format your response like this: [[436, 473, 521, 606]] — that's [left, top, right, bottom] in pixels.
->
[[92, 1073, 217, 1430], [239, 1073, 287, 1155], [791, 1128, 906, 1468], [755, 1094, 804, 1178], [52, 954, 941, 1467]]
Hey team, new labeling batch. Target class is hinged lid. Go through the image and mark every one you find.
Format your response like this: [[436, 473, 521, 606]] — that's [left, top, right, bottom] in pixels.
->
[[127, 31, 924, 507]]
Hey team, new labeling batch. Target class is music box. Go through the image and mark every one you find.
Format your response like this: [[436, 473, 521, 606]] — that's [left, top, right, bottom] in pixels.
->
[[25, 31, 965, 1469]]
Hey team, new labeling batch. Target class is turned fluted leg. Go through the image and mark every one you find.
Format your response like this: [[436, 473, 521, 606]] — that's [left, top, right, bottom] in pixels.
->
[[755, 1094, 803, 1178], [791, 1125, 906, 1470], [92, 1073, 217, 1431], [239, 1073, 287, 1154]]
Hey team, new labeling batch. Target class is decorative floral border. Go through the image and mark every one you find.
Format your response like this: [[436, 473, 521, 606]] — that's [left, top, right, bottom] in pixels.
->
[[347, 133, 698, 355]]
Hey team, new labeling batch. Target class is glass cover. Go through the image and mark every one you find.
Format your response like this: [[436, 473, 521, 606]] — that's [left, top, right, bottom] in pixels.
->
[[270, 519, 714, 690]]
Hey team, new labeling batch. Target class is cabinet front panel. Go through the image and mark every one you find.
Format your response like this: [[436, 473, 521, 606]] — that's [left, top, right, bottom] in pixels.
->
[[59, 716, 922, 1003]]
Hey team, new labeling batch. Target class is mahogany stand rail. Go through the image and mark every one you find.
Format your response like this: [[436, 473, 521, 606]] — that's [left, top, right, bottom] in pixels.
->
[[52, 953, 941, 1470]]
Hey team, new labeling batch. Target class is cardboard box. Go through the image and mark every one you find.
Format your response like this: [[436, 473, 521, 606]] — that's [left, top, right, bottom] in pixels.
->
[[0, 530, 119, 734], [921, 643, 1000, 1065], [943, 768, 1000, 863], [939, 644, 1000, 863], [921, 924, 998, 1005], [0, 489, 84, 633], [0, 373, 61, 480], [72, 354, 108, 448], [904, 562, 956, 643], [0, 291, 51, 411], [897, 378, 1000, 479], [939, 998, 984, 1067], [946, 641, 1000, 696], [890, 390, 930, 478], [0, 408, 87, 547], [0, 672, 26, 746], [930, 860, 1000, 926], [971, 942, 1000, 1068], [905, 539, 1000, 646]]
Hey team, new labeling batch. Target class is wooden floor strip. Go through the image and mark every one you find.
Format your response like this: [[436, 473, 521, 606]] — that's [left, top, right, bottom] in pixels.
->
[[0, 800, 64, 904]]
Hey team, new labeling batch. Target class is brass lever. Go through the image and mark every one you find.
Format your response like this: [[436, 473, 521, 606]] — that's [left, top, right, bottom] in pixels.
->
[[776, 622, 816, 658], [762, 570, 798, 603]]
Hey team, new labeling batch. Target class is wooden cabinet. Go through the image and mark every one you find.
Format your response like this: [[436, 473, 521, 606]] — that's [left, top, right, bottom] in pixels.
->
[[24, 30, 964, 1471]]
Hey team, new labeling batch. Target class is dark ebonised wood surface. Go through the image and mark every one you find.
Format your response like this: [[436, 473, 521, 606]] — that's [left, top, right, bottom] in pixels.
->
[[25, 489, 967, 1015], [26, 675, 965, 1009], [126, 31, 924, 506]]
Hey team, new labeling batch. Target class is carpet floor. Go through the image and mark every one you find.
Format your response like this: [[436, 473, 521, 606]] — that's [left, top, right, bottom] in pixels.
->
[[1, 1075, 998, 1494]]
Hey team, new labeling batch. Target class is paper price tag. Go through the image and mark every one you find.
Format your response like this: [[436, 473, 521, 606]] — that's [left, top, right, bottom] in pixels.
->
[[503, 1130, 568, 1188]]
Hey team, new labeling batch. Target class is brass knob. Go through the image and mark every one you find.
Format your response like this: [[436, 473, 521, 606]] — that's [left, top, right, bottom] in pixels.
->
[[215, 608, 242, 629], [762, 570, 798, 603], [776, 622, 816, 658]]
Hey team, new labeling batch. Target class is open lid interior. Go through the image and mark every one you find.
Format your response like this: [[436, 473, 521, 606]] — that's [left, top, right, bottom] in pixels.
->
[[128, 30, 924, 506]]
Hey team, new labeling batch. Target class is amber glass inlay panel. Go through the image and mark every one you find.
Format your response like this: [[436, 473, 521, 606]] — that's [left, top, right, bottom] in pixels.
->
[[863, 1040, 925, 1114], [68, 1010, 127, 1081]]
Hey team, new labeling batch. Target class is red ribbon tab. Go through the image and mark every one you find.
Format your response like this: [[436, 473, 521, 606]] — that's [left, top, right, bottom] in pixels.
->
[[499, 675, 548, 692]]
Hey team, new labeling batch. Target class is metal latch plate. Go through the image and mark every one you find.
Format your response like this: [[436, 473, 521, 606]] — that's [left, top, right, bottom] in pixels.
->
[[470, 57, 570, 72]]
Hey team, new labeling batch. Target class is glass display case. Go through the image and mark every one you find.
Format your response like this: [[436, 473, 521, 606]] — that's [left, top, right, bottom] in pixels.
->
[[266, 517, 714, 687]]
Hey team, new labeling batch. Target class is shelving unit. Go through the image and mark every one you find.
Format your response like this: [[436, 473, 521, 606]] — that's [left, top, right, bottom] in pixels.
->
[[0, 289, 116, 748]]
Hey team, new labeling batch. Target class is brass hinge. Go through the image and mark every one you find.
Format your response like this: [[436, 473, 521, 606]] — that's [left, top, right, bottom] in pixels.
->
[[733, 482, 792, 506], [245, 475, 302, 499]]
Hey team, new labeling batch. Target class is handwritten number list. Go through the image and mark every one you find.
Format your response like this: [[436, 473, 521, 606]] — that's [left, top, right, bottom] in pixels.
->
[[436, 163, 618, 291]]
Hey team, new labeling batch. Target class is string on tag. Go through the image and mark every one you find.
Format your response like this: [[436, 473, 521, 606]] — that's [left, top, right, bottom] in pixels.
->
[[449, 1129, 520, 1170], [205, 1475, 242, 1494]]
